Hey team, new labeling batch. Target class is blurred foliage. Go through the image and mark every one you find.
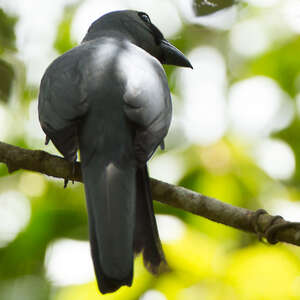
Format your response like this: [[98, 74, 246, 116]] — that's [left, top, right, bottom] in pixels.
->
[[0, 8, 16, 52], [276, 119, 300, 186], [251, 36, 300, 98], [0, 59, 14, 102], [54, 4, 78, 54], [1, 1, 300, 300], [193, 0, 237, 16], [0, 8, 16, 102], [249, 36, 300, 186]]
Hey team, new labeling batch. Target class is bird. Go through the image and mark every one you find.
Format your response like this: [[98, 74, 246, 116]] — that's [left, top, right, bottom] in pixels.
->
[[38, 10, 192, 294]]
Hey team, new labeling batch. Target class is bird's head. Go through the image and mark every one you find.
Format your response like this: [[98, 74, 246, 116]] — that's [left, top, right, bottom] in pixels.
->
[[83, 10, 192, 69]]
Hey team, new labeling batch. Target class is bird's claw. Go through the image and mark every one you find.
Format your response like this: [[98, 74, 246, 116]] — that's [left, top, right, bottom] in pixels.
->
[[72, 161, 76, 181], [251, 209, 300, 244], [64, 178, 69, 189], [64, 160, 76, 188], [45, 136, 50, 145]]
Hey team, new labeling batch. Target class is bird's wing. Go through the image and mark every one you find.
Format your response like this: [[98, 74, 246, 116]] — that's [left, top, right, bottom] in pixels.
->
[[38, 38, 121, 160], [38, 45, 88, 160], [117, 42, 172, 163]]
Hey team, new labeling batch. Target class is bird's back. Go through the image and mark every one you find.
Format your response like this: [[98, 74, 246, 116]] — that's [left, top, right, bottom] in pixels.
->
[[39, 37, 171, 162]]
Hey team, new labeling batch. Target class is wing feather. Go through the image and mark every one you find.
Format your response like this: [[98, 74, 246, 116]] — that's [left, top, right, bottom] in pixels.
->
[[117, 42, 172, 162]]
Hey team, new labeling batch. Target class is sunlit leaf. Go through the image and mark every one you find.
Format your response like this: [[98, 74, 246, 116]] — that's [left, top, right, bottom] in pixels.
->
[[54, 4, 78, 54], [225, 245, 300, 300]]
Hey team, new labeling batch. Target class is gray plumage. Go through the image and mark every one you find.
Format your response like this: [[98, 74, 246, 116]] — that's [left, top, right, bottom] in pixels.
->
[[38, 10, 192, 294]]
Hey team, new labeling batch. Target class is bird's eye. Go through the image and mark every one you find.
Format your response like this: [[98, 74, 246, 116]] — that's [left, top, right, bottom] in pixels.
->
[[138, 12, 151, 24]]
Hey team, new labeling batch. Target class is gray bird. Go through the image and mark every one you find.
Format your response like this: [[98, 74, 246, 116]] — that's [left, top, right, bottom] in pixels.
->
[[38, 10, 192, 294]]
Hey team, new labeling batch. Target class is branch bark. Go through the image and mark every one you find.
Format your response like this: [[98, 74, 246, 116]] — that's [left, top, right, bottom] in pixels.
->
[[1, 141, 300, 246]]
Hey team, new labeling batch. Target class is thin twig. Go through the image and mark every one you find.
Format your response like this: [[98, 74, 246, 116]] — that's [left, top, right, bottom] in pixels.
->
[[1, 141, 300, 246]]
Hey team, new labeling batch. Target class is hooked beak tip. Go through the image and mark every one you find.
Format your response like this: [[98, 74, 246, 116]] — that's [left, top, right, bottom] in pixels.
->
[[160, 39, 193, 69], [187, 62, 193, 69]]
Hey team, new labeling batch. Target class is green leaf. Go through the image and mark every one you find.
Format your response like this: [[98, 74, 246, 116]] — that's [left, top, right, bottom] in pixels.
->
[[251, 37, 300, 97], [54, 5, 78, 54], [193, 0, 237, 16], [0, 59, 14, 103], [0, 8, 17, 52]]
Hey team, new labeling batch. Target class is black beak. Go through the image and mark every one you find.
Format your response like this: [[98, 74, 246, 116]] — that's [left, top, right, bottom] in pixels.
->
[[159, 39, 193, 69]]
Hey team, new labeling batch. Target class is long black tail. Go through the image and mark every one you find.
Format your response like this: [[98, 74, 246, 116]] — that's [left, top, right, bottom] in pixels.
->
[[134, 166, 168, 273], [82, 158, 166, 293], [82, 157, 136, 294]]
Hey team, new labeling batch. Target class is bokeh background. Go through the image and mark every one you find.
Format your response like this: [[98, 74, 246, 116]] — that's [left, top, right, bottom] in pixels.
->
[[0, 0, 300, 299]]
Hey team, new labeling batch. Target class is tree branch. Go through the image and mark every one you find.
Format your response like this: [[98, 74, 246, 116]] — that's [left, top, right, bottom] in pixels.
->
[[1, 141, 300, 246]]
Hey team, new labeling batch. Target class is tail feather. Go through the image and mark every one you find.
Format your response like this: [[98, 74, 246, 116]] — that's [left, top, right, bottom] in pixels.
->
[[88, 207, 132, 293], [134, 166, 168, 274], [90, 211, 133, 293], [82, 158, 136, 294], [80, 140, 167, 294]]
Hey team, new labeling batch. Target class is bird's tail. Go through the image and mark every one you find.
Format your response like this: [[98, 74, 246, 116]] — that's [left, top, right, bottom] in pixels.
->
[[134, 166, 168, 273], [81, 156, 136, 294]]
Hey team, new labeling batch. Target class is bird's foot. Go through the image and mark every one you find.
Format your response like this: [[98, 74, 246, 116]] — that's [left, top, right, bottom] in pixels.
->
[[45, 136, 50, 145], [71, 160, 76, 184], [64, 159, 77, 188], [64, 178, 69, 189], [252, 209, 300, 244]]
